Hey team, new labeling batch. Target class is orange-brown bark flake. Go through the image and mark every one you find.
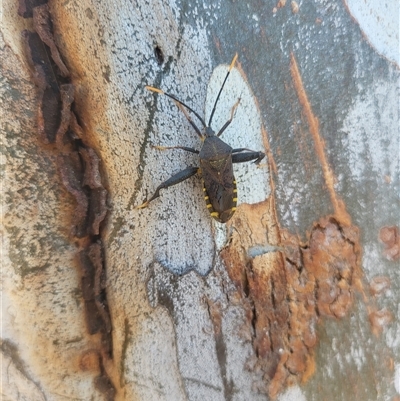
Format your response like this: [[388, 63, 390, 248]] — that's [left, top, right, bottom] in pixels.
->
[[221, 207, 362, 398], [369, 308, 394, 337], [379, 226, 400, 261], [369, 276, 391, 297]]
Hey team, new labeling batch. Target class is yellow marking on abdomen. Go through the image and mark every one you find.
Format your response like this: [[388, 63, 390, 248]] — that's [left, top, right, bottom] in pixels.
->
[[202, 179, 238, 221]]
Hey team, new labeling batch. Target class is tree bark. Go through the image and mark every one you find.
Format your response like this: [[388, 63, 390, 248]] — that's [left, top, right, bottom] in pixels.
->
[[2, 1, 399, 400]]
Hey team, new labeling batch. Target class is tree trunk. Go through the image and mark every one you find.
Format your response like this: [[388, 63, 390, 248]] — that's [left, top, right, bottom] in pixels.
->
[[2, 1, 399, 400]]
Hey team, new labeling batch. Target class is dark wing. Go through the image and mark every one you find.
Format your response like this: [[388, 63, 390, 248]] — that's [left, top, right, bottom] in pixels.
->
[[200, 154, 237, 222]]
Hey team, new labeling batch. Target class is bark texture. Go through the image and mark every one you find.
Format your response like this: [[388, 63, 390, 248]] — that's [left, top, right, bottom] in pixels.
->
[[2, 1, 399, 401]]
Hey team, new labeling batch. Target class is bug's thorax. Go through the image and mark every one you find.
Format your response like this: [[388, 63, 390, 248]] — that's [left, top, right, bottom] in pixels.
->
[[199, 132, 233, 162]]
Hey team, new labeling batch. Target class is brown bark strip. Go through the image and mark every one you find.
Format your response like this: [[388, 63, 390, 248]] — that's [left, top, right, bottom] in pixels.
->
[[20, 1, 115, 397], [80, 147, 109, 236], [79, 350, 116, 401], [33, 4, 70, 77], [79, 243, 113, 357], [18, 0, 47, 18], [22, 30, 61, 143], [55, 84, 75, 145], [58, 153, 89, 238], [289, 52, 351, 226]]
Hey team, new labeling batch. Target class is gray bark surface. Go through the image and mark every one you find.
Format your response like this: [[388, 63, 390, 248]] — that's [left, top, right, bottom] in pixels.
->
[[2, 1, 398, 400]]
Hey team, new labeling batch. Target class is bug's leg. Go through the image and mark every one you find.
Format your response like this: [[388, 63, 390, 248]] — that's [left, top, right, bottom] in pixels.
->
[[146, 86, 205, 138], [232, 149, 265, 165], [152, 145, 199, 154], [232, 148, 249, 153], [216, 98, 241, 137], [136, 166, 199, 209]]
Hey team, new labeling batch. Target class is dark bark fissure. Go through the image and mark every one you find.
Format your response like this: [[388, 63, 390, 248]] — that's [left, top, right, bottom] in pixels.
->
[[19, 1, 115, 399]]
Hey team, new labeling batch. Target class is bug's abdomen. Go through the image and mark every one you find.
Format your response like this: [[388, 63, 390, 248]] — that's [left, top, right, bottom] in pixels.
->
[[203, 178, 237, 223]]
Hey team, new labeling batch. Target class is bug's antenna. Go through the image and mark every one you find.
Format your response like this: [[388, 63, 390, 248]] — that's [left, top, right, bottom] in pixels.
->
[[146, 86, 207, 130], [208, 53, 238, 127], [174, 101, 204, 139]]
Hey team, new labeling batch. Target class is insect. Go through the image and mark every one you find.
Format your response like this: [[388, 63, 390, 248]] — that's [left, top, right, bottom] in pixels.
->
[[137, 54, 265, 223]]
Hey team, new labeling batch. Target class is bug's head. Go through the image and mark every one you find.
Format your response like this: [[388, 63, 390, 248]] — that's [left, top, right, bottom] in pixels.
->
[[204, 126, 216, 138]]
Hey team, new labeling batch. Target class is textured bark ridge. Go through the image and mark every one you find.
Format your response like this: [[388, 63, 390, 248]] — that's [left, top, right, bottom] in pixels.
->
[[221, 202, 362, 398], [19, 2, 115, 398]]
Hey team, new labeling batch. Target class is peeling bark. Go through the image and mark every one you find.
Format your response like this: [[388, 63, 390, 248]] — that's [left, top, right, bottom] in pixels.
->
[[3, 0, 398, 400], [12, 1, 114, 397]]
